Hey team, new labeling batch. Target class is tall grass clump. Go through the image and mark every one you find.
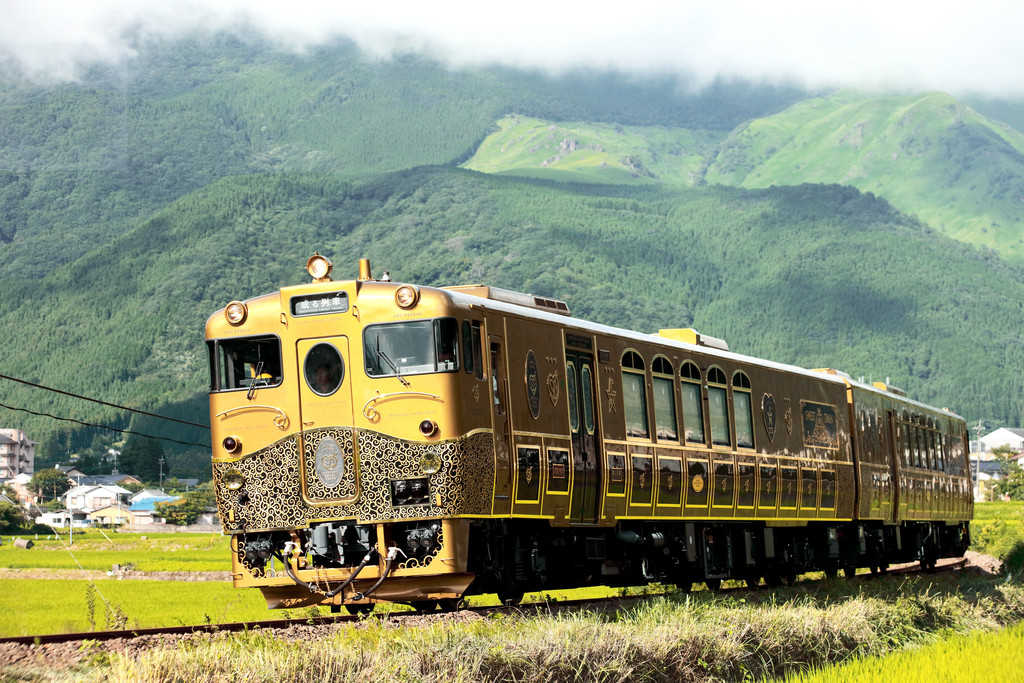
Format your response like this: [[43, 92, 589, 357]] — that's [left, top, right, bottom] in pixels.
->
[[104, 572, 1024, 683]]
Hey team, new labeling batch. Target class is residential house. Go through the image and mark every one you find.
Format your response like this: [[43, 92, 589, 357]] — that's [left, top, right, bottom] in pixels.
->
[[979, 428, 1024, 453], [129, 496, 180, 525], [65, 484, 132, 513], [35, 509, 91, 528], [89, 505, 132, 527]]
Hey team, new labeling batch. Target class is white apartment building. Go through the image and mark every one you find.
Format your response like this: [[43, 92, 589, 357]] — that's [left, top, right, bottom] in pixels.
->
[[0, 429, 36, 480]]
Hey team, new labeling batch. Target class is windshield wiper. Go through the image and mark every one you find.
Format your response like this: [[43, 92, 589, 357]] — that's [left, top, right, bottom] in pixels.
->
[[376, 347, 411, 387], [247, 360, 265, 400]]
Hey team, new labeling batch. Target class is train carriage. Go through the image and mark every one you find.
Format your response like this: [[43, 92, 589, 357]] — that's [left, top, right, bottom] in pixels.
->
[[206, 255, 972, 610]]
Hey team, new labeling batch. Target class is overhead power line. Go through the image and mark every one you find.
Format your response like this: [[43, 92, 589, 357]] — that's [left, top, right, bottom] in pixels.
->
[[0, 400, 211, 450], [0, 372, 210, 429]]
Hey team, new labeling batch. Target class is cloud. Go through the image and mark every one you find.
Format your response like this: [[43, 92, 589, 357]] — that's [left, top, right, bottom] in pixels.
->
[[1, 0, 1023, 96]]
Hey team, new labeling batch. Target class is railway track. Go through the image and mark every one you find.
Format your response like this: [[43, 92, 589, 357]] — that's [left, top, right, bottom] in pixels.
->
[[0, 557, 969, 649]]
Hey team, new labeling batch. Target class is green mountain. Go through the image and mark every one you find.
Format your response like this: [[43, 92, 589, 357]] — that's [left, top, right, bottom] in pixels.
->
[[704, 91, 1024, 256], [1, 35, 1023, 478], [465, 92, 1024, 258]]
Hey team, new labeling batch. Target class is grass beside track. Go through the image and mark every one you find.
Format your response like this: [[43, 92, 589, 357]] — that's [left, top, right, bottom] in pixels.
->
[[0, 532, 230, 573], [100, 572, 1024, 683]]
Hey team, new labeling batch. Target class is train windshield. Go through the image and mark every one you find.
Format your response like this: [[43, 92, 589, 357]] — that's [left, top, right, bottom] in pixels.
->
[[364, 318, 459, 378], [208, 335, 283, 392]]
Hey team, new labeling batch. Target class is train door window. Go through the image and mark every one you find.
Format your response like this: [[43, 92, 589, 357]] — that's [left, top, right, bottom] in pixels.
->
[[209, 335, 283, 392], [733, 371, 754, 449], [622, 350, 649, 439], [913, 419, 924, 468], [491, 342, 505, 415], [566, 361, 580, 433], [461, 320, 474, 376], [680, 361, 705, 445], [303, 343, 345, 396], [707, 366, 731, 447], [652, 356, 678, 442], [581, 364, 596, 435]]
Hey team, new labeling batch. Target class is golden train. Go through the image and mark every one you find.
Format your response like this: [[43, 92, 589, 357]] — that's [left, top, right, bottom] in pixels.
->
[[206, 254, 972, 611]]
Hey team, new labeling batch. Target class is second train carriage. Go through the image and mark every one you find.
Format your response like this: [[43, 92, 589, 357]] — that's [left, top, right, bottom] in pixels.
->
[[206, 255, 972, 610]]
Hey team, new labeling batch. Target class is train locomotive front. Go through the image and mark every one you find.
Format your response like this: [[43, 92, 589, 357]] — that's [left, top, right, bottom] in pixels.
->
[[207, 256, 491, 610]]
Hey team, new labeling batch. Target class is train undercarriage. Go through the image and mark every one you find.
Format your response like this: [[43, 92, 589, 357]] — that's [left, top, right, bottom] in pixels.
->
[[465, 517, 971, 601], [236, 515, 971, 612]]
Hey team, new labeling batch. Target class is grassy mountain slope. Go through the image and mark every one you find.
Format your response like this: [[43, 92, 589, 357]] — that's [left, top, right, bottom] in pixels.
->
[[704, 91, 1024, 256], [462, 115, 722, 184], [464, 91, 1024, 259]]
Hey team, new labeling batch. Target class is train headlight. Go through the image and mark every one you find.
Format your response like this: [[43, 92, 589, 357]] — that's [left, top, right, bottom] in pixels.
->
[[306, 252, 333, 281], [395, 285, 419, 309], [225, 301, 247, 326], [420, 451, 440, 475], [223, 469, 246, 491]]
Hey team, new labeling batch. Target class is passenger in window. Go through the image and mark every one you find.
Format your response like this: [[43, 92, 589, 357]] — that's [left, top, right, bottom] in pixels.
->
[[314, 363, 337, 394]]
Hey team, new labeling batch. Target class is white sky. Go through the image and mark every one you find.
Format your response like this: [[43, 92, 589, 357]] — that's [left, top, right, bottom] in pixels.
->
[[1, 0, 1022, 96]]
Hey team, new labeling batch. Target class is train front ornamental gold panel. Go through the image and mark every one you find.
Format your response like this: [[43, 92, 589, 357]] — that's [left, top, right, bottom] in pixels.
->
[[213, 428, 495, 533]]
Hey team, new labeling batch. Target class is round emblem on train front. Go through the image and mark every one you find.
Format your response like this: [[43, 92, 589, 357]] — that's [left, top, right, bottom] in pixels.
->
[[315, 436, 344, 488]]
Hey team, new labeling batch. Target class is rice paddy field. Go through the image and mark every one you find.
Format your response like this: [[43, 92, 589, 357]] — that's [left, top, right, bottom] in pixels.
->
[[0, 502, 1021, 681]]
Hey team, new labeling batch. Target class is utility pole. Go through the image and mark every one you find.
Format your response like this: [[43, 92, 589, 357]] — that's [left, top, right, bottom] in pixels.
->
[[974, 419, 984, 502], [159, 456, 165, 491]]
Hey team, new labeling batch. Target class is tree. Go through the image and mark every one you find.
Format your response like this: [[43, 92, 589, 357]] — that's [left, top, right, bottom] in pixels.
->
[[118, 437, 165, 483], [993, 446, 1024, 501], [29, 468, 72, 502], [154, 483, 216, 526], [0, 502, 27, 533]]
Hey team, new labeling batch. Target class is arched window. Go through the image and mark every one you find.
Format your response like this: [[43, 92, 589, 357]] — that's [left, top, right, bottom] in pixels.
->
[[652, 356, 677, 441], [733, 371, 753, 449], [707, 366, 730, 447], [680, 361, 705, 445], [622, 350, 648, 439]]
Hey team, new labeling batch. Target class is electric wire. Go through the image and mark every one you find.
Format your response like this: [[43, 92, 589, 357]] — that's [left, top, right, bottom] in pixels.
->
[[0, 372, 209, 429], [0, 400, 211, 449]]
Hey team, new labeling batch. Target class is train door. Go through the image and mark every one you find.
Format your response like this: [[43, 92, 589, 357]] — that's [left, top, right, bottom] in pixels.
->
[[886, 409, 901, 523], [489, 335, 515, 514], [566, 350, 601, 524], [296, 336, 357, 502]]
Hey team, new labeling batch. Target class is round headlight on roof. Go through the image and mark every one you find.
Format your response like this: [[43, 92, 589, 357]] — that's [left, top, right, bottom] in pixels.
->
[[395, 285, 419, 309], [306, 252, 333, 281], [225, 301, 247, 326]]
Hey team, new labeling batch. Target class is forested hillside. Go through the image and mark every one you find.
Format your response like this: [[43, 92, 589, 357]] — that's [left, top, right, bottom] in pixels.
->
[[1, 35, 1022, 478]]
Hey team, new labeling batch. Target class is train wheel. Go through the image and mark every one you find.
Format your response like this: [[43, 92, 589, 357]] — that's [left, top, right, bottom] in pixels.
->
[[745, 577, 761, 589], [675, 580, 694, 593], [822, 568, 837, 579], [496, 589, 524, 606], [782, 572, 797, 586], [704, 578, 722, 591], [764, 573, 783, 588], [870, 563, 888, 575]]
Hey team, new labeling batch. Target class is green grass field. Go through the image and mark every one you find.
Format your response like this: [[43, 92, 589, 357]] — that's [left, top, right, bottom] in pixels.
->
[[0, 532, 231, 572], [776, 621, 1024, 683]]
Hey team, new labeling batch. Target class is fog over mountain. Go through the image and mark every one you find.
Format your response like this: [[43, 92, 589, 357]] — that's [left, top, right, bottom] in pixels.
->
[[2, 0, 1023, 96]]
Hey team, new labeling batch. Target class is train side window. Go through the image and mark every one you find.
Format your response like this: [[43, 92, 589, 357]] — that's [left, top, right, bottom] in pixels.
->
[[652, 356, 677, 442], [708, 366, 731, 447], [622, 350, 649, 439], [680, 361, 705, 445], [733, 371, 754, 449], [901, 411, 912, 467]]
